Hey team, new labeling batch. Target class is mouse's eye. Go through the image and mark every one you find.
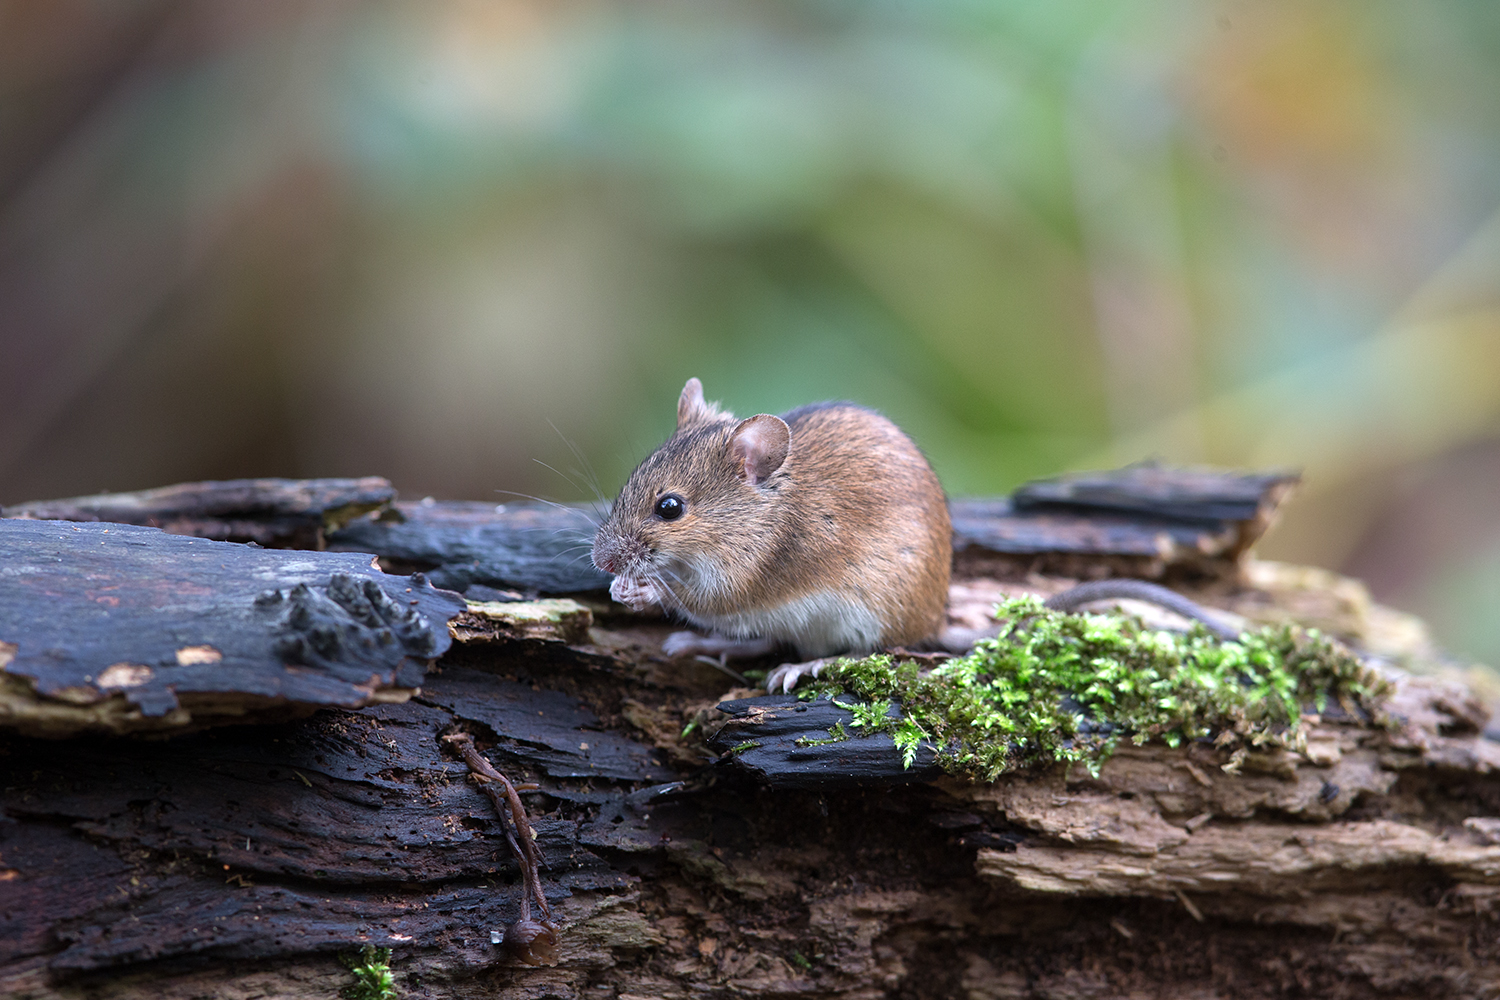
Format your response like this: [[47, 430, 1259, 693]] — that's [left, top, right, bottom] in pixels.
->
[[653, 494, 685, 521]]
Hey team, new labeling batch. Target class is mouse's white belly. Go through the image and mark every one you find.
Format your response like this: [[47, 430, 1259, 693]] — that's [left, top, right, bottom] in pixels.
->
[[689, 590, 883, 659]]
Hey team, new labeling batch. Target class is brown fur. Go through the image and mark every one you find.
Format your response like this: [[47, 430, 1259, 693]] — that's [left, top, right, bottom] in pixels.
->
[[593, 380, 951, 654]]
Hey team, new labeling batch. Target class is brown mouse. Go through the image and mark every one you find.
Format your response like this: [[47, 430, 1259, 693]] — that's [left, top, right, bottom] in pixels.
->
[[591, 378, 951, 690]]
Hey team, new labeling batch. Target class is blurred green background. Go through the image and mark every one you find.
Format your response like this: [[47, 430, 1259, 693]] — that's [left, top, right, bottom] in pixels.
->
[[3, 0, 1500, 665]]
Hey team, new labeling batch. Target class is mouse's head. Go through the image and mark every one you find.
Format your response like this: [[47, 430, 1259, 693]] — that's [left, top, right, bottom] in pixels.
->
[[592, 378, 790, 614]]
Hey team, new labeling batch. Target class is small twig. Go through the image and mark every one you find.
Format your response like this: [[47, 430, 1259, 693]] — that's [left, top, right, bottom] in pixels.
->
[[441, 733, 555, 927]]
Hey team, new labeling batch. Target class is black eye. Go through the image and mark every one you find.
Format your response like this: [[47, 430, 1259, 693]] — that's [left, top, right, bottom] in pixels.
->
[[654, 494, 685, 521]]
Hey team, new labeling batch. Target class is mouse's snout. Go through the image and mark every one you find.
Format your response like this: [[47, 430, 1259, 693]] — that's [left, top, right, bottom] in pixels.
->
[[591, 533, 619, 574], [593, 528, 667, 612], [591, 527, 641, 577]]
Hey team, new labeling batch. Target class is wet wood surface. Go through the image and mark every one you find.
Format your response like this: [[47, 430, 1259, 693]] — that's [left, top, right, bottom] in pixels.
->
[[0, 519, 465, 736], [327, 499, 613, 596]]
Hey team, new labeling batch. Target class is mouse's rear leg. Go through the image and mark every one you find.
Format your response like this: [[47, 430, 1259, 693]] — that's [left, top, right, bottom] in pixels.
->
[[662, 632, 778, 659], [764, 658, 836, 694]]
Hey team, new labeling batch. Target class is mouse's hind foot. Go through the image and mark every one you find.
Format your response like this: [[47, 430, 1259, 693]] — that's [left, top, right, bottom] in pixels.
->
[[764, 657, 836, 694], [662, 632, 778, 659]]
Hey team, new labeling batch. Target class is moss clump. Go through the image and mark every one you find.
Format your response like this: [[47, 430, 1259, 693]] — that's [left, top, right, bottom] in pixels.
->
[[340, 945, 398, 1000], [803, 596, 1391, 781]]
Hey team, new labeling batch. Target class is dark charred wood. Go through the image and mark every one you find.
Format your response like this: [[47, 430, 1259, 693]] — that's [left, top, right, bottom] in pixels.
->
[[952, 465, 1298, 581], [6, 638, 1500, 999], [1, 477, 396, 549], [1010, 463, 1299, 524], [327, 500, 612, 596], [952, 496, 1228, 557], [0, 682, 646, 980], [0, 519, 465, 737], [709, 695, 943, 788], [417, 667, 675, 783]]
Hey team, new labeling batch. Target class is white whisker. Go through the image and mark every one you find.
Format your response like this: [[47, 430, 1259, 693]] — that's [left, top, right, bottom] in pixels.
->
[[531, 458, 594, 506], [512, 525, 594, 544], [648, 567, 686, 615], [547, 418, 610, 506], [493, 489, 600, 530]]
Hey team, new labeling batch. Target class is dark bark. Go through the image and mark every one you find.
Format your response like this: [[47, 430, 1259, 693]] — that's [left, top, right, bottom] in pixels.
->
[[1009, 462, 1298, 524], [0, 519, 464, 736], [5, 625, 1496, 999], [2, 477, 396, 549], [327, 500, 612, 597]]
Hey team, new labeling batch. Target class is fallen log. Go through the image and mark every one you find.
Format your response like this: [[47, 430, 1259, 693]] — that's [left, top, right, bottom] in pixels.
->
[[5, 469, 1498, 1000], [4, 464, 1298, 595]]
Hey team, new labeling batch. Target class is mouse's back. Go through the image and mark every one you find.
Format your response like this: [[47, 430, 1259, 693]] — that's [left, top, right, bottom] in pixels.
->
[[758, 399, 951, 651]]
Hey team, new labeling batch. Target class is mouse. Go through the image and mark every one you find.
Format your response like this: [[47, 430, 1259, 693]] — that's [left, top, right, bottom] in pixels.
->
[[591, 378, 952, 691]]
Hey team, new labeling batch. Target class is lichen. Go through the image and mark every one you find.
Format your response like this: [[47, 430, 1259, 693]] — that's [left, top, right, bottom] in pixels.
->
[[453, 598, 592, 644], [802, 596, 1392, 781]]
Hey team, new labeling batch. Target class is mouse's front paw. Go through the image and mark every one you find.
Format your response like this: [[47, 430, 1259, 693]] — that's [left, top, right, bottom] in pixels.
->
[[764, 658, 831, 694]]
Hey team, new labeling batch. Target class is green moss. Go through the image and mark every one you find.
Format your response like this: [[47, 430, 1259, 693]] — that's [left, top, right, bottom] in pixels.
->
[[340, 945, 398, 1000], [802, 596, 1391, 781], [849, 699, 893, 730], [794, 720, 849, 747]]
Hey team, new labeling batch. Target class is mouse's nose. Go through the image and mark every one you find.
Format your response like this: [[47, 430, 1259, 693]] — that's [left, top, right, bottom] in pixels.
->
[[592, 537, 619, 574]]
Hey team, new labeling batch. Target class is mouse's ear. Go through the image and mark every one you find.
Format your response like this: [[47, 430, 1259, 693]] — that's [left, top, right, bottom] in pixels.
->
[[677, 377, 726, 428], [730, 414, 790, 485]]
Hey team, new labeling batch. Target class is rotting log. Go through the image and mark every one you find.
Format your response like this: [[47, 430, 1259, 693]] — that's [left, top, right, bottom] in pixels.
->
[[5, 464, 1297, 594], [0, 520, 465, 736], [4, 604, 1497, 999], [5, 470, 1500, 999], [327, 499, 613, 597], [1, 477, 396, 550]]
